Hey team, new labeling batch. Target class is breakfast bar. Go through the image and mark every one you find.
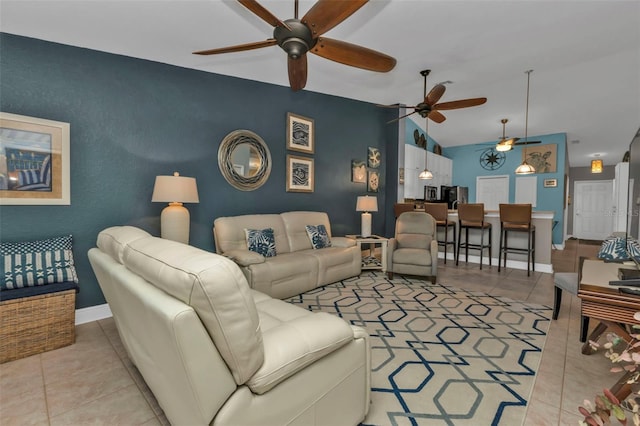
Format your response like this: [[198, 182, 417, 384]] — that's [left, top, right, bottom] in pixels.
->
[[419, 209, 555, 273]]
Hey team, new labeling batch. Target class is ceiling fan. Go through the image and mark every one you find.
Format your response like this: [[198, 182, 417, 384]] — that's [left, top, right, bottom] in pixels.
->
[[495, 118, 540, 152], [193, 0, 397, 91], [378, 69, 487, 124]]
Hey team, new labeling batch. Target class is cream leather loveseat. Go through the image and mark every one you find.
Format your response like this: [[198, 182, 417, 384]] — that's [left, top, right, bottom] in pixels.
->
[[214, 211, 361, 299], [88, 226, 371, 426]]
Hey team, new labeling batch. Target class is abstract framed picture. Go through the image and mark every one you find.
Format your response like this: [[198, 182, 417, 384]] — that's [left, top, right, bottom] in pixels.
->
[[367, 147, 381, 168], [286, 154, 314, 193], [351, 160, 366, 183], [286, 112, 314, 154], [0, 112, 70, 205], [522, 143, 557, 174], [368, 170, 380, 193]]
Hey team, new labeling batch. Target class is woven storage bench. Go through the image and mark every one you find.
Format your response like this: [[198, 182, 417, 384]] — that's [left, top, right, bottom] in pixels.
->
[[0, 287, 77, 364]]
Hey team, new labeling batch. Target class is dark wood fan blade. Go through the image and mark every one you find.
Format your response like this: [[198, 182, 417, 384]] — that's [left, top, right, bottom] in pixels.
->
[[301, 0, 368, 36], [288, 54, 308, 91], [376, 104, 418, 109], [426, 84, 446, 106], [238, 0, 291, 29], [514, 140, 541, 145], [193, 39, 277, 55], [428, 111, 446, 123], [387, 110, 417, 124], [310, 37, 396, 72], [433, 97, 487, 111]]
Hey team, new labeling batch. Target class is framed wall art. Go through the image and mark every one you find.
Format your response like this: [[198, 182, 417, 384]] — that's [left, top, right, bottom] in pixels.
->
[[544, 178, 558, 188], [368, 170, 379, 193], [367, 146, 381, 168], [286, 154, 314, 193], [286, 112, 314, 154], [0, 112, 71, 205], [351, 160, 366, 183], [522, 143, 557, 174]]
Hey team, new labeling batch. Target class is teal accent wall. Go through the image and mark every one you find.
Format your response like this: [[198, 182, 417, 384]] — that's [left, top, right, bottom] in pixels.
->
[[0, 33, 398, 309], [404, 118, 437, 152], [443, 133, 567, 244]]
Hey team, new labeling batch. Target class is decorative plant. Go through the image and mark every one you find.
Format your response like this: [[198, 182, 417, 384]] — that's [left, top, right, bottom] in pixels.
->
[[579, 312, 640, 426]]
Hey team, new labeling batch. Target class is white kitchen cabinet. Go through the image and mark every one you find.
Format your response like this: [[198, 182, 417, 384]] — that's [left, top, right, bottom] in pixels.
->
[[404, 144, 452, 199]]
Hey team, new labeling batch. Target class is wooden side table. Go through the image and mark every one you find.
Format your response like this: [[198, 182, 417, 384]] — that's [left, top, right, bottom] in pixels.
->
[[346, 235, 388, 272]]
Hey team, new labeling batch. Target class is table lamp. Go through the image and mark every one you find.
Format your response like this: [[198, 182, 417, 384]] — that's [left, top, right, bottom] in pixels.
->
[[356, 195, 378, 238], [152, 172, 199, 244]]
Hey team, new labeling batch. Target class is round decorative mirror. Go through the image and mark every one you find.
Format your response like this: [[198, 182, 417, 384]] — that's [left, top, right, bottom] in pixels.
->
[[218, 130, 272, 191]]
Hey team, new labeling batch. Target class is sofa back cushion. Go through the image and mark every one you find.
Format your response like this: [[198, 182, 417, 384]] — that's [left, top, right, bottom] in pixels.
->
[[214, 214, 291, 255], [282, 212, 332, 252], [98, 227, 264, 385], [96, 226, 152, 263], [396, 212, 435, 249]]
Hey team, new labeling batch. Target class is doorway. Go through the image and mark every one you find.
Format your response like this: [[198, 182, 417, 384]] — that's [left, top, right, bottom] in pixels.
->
[[573, 180, 614, 240]]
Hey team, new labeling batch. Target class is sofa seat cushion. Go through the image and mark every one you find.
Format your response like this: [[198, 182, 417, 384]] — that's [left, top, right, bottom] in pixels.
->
[[248, 291, 354, 394], [300, 246, 360, 286], [247, 252, 319, 298], [392, 247, 433, 266]]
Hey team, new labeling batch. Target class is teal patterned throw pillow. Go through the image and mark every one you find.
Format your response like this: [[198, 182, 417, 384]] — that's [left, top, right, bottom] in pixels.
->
[[1, 235, 79, 290], [245, 228, 276, 257], [305, 224, 331, 249], [597, 236, 640, 261]]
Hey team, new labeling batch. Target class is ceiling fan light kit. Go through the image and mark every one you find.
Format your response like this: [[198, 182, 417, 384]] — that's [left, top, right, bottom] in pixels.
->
[[194, 0, 396, 91]]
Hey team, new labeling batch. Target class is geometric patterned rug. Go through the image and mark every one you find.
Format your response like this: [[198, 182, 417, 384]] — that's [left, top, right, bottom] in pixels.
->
[[286, 272, 551, 426]]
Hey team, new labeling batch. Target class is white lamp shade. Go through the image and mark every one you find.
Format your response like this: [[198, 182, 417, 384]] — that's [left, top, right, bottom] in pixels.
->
[[418, 169, 433, 180], [152, 172, 199, 203], [356, 195, 378, 212], [515, 162, 536, 175]]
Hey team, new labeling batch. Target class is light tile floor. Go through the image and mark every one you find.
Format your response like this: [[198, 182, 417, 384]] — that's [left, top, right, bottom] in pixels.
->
[[0, 240, 619, 425]]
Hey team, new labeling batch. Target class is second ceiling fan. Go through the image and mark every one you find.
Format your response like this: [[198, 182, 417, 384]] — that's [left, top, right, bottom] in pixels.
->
[[193, 0, 396, 91], [378, 69, 487, 124]]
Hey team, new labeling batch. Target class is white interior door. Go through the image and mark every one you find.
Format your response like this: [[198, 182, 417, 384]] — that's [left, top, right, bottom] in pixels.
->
[[573, 180, 614, 239]]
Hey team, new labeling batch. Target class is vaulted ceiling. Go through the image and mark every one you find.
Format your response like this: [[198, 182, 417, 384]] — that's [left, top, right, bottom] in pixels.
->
[[1, 0, 639, 167]]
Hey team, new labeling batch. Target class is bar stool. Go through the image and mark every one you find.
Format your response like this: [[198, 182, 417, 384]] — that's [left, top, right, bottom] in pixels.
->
[[424, 202, 456, 264], [394, 203, 415, 218], [456, 203, 492, 269], [498, 203, 535, 276]]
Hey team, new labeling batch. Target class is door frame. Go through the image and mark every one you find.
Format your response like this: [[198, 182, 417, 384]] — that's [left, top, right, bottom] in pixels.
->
[[573, 179, 614, 240]]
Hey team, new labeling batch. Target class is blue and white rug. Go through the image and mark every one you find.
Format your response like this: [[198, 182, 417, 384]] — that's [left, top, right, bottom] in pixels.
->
[[287, 272, 551, 426]]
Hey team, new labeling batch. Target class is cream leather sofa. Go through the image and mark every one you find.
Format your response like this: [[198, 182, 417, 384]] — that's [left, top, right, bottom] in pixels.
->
[[214, 211, 361, 299], [88, 226, 371, 426]]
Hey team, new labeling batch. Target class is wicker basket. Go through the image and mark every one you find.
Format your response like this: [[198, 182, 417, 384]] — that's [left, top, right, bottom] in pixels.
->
[[0, 289, 76, 363]]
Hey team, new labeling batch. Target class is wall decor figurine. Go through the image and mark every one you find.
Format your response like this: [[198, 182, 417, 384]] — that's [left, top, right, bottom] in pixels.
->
[[368, 147, 381, 168], [286, 113, 314, 154], [351, 160, 366, 183], [286, 154, 314, 193], [368, 170, 380, 193]]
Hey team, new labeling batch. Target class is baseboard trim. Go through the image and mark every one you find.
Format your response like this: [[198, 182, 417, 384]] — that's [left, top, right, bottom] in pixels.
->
[[438, 252, 553, 274], [75, 303, 112, 325]]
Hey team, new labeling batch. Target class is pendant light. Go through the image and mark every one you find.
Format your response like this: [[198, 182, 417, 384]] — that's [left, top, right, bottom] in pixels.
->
[[515, 70, 536, 175], [418, 118, 433, 179]]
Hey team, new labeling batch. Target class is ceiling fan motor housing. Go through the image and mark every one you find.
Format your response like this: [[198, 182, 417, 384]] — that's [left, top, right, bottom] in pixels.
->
[[274, 19, 316, 59]]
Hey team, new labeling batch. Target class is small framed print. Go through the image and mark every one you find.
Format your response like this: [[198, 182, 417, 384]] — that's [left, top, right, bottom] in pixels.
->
[[368, 170, 380, 193], [543, 178, 558, 188], [286, 112, 314, 154], [286, 154, 314, 193], [367, 146, 381, 168], [351, 160, 366, 183]]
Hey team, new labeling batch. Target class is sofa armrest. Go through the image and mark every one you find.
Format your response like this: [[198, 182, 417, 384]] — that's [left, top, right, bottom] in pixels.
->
[[331, 237, 356, 248], [246, 312, 354, 394], [223, 249, 265, 266], [430, 239, 438, 276]]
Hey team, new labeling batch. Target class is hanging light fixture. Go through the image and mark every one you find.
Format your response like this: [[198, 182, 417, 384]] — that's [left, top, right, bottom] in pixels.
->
[[591, 159, 603, 173], [418, 118, 433, 179], [515, 70, 536, 175]]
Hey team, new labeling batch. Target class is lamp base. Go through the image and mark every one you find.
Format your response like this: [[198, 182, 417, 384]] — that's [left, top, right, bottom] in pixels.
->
[[361, 212, 372, 238], [160, 202, 190, 244]]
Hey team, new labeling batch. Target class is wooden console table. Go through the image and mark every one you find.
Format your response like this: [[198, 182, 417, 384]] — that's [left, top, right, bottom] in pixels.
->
[[579, 257, 640, 399]]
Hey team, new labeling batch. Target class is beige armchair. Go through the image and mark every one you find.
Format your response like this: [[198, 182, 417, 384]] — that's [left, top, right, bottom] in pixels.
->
[[387, 212, 438, 283]]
